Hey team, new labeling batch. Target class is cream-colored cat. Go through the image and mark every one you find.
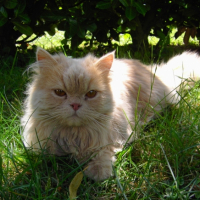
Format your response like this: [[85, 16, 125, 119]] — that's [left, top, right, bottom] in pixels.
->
[[21, 47, 200, 181]]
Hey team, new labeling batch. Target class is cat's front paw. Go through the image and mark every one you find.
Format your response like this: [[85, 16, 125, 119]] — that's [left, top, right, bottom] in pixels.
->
[[85, 160, 113, 181]]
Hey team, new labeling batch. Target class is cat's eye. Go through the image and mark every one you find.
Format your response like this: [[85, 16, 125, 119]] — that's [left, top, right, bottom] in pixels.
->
[[85, 90, 97, 98], [54, 89, 66, 97]]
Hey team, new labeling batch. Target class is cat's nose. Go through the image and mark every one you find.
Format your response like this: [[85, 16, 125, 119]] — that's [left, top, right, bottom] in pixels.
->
[[70, 103, 82, 111]]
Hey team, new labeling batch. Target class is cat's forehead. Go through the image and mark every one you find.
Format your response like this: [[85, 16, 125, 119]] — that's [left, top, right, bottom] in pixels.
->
[[62, 58, 93, 94]]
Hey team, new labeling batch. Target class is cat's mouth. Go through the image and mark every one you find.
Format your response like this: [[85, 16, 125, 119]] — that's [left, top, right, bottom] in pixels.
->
[[67, 114, 84, 126], [71, 112, 79, 117], [69, 113, 82, 122]]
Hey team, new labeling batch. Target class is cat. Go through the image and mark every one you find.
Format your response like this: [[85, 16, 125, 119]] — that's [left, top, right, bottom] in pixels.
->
[[21, 47, 200, 181]]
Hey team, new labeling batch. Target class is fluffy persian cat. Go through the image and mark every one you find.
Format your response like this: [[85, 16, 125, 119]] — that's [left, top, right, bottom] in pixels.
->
[[21, 47, 200, 181]]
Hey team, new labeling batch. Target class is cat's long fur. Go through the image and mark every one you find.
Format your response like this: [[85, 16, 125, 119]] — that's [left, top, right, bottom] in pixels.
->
[[21, 48, 200, 181]]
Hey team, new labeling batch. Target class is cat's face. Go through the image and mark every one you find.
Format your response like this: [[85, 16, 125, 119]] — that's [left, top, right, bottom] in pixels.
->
[[30, 48, 114, 127]]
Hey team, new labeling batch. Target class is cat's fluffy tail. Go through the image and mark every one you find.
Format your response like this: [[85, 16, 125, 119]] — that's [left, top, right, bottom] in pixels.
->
[[154, 52, 200, 93]]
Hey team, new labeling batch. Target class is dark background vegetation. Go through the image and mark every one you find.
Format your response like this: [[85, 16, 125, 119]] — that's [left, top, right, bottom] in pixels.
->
[[1, 0, 200, 60]]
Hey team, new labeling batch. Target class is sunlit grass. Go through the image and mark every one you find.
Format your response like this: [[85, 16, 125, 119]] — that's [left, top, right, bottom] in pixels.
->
[[17, 30, 65, 49], [17, 28, 199, 50], [148, 28, 199, 46]]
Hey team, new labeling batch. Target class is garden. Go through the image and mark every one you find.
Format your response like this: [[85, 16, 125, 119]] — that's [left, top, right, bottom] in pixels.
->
[[0, 0, 200, 199]]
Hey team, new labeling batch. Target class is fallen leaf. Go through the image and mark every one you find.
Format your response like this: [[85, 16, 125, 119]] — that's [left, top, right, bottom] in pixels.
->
[[69, 167, 88, 200]]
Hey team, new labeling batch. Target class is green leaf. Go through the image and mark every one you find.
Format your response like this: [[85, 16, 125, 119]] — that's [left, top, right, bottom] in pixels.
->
[[69, 19, 78, 37], [71, 35, 83, 50], [125, 7, 137, 21], [96, 1, 111, 9], [156, 30, 165, 40], [66, 19, 86, 39], [47, 24, 56, 36], [86, 23, 97, 32], [12, 21, 33, 36], [41, 10, 65, 21], [130, 0, 135, 6], [0, 17, 7, 26], [14, 0, 26, 16], [61, 38, 68, 45], [0, 8, 7, 26], [0, 6, 8, 18], [4, 0, 18, 9], [134, 2, 147, 16], [117, 25, 129, 32], [119, 0, 129, 7], [77, 24, 85, 38], [18, 13, 31, 24]]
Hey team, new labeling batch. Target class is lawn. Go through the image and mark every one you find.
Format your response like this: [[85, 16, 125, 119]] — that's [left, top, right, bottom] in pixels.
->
[[0, 32, 200, 199]]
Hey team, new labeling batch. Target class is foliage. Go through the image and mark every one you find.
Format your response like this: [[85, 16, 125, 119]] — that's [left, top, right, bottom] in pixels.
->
[[1, 0, 200, 55]]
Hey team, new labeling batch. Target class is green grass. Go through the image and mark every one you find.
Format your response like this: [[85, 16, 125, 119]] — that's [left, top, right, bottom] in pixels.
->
[[1, 42, 200, 199]]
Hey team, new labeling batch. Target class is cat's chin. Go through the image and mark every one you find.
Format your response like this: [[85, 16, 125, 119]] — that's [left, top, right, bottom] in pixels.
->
[[66, 116, 85, 127]]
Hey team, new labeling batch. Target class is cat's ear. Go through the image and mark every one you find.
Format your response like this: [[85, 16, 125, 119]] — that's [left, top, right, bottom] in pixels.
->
[[36, 47, 57, 64], [95, 51, 115, 73]]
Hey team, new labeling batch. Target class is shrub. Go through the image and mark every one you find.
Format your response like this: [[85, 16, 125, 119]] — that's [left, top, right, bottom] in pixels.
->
[[1, 0, 200, 55]]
